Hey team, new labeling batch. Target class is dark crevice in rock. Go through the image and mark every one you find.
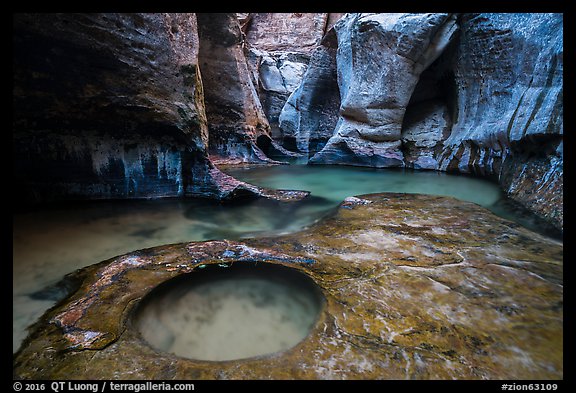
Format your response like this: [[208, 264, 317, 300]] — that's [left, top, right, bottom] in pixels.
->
[[400, 32, 459, 171]]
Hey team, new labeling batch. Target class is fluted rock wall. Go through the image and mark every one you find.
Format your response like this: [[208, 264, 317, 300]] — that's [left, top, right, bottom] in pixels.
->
[[196, 13, 275, 164], [278, 28, 341, 156], [13, 13, 302, 204], [13, 13, 562, 230], [281, 13, 458, 165], [276, 12, 562, 230], [242, 13, 344, 155], [438, 13, 563, 230]]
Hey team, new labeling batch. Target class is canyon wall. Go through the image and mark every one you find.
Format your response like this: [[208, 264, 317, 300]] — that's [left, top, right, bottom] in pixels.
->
[[439, 13, 563, 230], [12, 13, 562, 230], [277, 13, 563, 230], [242, 13, 344, 155], [196, 13, 275, 164], [277, 28, 341, 156], [310, 13, 459, 167], [13, 13, 278, 203]]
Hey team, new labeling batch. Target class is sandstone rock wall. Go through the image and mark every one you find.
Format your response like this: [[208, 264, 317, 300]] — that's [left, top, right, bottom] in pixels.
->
[[242, 13, 344, 156], [278, 29, 341, 156], [13, 13, 299, 203], [276, 12, 563, 230], [247, 49, 310, 140], [438, 13, 563, 230], [280, 13, 459, 164], [243, 13, 329, 54], [13, 13, 563, 230], [402, 100, 452, 170], [196, 13, 276, 164], [12, 13, 265, 202]]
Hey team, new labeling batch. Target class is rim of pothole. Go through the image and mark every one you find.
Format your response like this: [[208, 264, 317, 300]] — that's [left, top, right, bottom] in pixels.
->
[[131, 261, 326, 362]]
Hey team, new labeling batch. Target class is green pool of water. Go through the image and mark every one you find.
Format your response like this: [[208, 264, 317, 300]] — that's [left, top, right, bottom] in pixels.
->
[[12, 164, 561, 353]]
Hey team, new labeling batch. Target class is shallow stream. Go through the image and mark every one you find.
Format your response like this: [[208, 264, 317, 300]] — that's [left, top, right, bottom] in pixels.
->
[[12, 165, 561, 353]]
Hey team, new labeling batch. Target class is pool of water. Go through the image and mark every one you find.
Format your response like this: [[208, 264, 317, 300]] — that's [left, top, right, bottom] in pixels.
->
[[134, 262, 324, 361], [12, 165, 561, 353]]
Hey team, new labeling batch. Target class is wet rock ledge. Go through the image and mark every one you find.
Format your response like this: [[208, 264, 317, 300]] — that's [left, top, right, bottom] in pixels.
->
[[13, 193, 562, 379]]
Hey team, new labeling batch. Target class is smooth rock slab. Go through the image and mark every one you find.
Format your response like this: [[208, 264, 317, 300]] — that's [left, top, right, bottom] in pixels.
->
[[13, 194, 562, 379]]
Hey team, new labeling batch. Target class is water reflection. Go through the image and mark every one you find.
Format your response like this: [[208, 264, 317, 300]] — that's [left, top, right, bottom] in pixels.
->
[[183, 195, 334, 239]]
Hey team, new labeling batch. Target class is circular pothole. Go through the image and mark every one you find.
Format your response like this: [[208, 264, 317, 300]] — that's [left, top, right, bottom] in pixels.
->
[[133, 262, 325, 361]]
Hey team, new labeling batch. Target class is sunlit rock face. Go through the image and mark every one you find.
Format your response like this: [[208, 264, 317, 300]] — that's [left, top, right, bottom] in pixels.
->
[[250, 50, 310, 136], [14, 193, 562, 379]]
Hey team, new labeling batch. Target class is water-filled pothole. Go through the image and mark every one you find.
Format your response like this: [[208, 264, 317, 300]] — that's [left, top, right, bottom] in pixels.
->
[[133, 262, 325, 361]]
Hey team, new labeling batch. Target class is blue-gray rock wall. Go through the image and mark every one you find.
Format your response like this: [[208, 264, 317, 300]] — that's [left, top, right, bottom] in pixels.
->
[[276, 12, 563, 230], [12, 13, 216, 202], [278, 28, 341, 156], [439, 13, 563, 230]]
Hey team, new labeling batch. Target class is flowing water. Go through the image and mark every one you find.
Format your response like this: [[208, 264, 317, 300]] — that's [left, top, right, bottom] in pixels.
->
[[12, 165, 562, 354]]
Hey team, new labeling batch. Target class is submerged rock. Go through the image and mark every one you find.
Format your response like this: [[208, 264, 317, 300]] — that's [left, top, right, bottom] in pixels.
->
[[14, 193, 562, 379]]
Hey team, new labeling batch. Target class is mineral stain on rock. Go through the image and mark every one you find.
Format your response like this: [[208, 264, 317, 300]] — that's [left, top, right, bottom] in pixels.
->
[[13, 193, 562, 380]]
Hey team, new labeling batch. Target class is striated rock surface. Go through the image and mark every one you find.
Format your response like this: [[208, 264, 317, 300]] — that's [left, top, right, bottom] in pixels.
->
[[12, 13, 290, 203], [196, 13, 276, 165], [14, 193, 562, 380], [242, 13, 345, 157], [402, 100, 452, 170], [13, 13, 209, 201], [278, 28, 341, 156], [277, 12, 562, 231], [12, 12, 563, 228], [246, 48, 310, 147], [304, 13, 459, 167], [437, 13, 563, 230], [243, 13, 330, 54]]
